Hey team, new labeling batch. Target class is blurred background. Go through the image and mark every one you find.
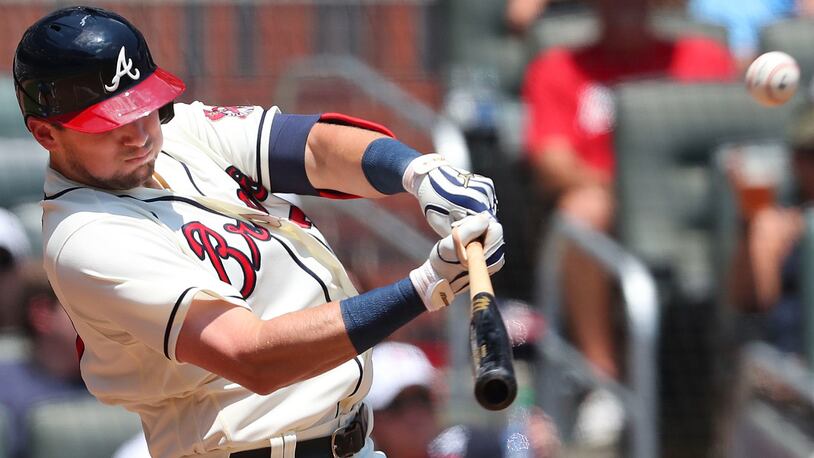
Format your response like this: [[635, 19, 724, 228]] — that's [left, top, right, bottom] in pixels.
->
[[1, 0, 814, 457]]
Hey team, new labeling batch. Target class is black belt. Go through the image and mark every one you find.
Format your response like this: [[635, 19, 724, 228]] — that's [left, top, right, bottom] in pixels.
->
[[231, 406, 368, 458]]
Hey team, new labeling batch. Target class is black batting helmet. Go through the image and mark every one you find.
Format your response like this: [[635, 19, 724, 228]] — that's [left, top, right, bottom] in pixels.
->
[[13, 6, 185, 133]]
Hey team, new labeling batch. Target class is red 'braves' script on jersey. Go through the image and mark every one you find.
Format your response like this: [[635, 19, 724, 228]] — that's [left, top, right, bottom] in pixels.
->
[[182, 221, 271, 298]]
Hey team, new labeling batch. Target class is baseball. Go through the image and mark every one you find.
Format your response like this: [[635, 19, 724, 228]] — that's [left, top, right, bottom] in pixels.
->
[[745, 51, 800, 107]]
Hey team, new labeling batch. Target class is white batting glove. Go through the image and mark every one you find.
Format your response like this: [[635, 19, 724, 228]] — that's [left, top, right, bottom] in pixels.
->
[[403, 154, 498, 237], [409, 212, 505, 311]]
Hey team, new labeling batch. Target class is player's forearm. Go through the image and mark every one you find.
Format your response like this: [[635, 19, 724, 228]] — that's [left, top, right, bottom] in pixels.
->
[[177, 278, 427, 395], [243, 283, 427, 393], [247, 279, 425, 393], [177, 296, 358, 395], [243, 302, 360, 393], [246, 217, 502, 394], [304, 122, 392, 197]]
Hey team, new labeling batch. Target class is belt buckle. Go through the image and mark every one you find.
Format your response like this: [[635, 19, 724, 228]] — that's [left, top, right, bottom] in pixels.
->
[[330, 428, 352, 458], [330, 406, 367, 458]]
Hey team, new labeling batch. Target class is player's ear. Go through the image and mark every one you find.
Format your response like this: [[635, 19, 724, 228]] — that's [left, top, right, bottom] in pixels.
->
[[27, 117, 61, 151], [158, 102, 175, 124]]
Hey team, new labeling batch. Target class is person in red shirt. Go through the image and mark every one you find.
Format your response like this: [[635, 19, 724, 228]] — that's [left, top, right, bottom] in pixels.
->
[[522, 0, 736, 446]]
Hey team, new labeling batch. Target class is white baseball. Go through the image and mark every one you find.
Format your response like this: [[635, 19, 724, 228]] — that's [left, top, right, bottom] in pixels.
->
[[745, 51, 800, 107]]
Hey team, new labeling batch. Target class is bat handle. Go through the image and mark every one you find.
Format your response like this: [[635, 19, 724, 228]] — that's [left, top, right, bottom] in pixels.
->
[[465, 239, 493, 296]]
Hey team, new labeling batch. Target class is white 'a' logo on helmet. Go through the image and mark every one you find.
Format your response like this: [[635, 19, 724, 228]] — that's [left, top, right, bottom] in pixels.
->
[[104, 46, 141, 93]]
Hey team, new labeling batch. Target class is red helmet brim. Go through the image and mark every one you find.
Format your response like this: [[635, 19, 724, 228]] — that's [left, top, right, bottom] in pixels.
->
[[50, 67, 185, 133]]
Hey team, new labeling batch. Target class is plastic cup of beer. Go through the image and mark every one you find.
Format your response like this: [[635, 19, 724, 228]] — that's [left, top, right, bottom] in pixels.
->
[[728, 144, 786, 219]]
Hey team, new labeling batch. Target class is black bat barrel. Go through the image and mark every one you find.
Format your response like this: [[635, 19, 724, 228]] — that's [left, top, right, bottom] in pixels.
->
[[470, 292, 517, 411]]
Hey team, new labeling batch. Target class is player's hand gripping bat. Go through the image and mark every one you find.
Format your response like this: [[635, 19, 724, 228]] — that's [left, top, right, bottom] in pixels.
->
[[464, 239, 517, 411]]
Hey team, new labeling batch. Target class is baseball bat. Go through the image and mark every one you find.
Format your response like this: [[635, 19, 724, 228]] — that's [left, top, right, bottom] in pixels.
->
[[466, 239, 517, 411]]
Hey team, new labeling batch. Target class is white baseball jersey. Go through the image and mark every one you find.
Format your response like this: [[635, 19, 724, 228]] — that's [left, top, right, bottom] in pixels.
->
[[42, 102, 373, 458]]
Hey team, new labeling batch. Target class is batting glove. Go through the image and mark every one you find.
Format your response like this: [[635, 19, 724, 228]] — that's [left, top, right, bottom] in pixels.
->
[[403, 154, 498, 237], [410, 212, 505, 311]]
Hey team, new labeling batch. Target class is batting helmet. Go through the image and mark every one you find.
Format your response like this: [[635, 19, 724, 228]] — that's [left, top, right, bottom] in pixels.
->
[[13, 6, 185, 133]]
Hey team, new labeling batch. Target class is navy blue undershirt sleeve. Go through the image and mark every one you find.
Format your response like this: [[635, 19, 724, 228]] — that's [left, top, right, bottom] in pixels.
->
[[268, 113, 320, 195], [340, 277, 425, 354]]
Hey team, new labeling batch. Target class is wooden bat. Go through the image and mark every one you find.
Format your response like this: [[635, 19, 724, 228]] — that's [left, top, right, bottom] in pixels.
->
[[466, 239, 517, 411]]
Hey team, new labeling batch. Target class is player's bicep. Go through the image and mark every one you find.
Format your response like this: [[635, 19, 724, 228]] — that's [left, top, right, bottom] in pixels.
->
[[48, 219, 246, 360]]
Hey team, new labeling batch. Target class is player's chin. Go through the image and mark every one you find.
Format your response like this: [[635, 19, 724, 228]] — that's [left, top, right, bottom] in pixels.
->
[[109, 160, 156, 190]]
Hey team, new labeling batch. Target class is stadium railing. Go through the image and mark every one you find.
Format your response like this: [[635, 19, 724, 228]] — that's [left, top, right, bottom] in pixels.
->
[[727, 342, 814, 458], [536, 213, 660, 458], [802, 208, 814, 368]]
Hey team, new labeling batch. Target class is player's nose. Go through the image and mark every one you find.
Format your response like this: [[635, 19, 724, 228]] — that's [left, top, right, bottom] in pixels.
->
[[118, 116, 151, 147]]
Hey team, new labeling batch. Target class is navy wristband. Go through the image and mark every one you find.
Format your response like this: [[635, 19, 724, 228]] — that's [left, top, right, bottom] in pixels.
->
[[361, 138, 422, 195], [340, 277, 425, 354]]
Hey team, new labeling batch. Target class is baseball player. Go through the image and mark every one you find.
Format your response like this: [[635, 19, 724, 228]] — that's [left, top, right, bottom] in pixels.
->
[[13, 6, 504, 458]]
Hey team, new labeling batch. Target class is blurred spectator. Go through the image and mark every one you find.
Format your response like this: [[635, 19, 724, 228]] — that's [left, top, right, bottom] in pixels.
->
[[0, 208, 31, 332], [521, 0, 736, 446], [689, 0, 796, 70], [0, 266, 87, 458], [369, 342, 441, 458], [728, 102, 814, 356], [505, 0, 550, 35], [504, 0, 588, 36], [369, 341, 560, 458]]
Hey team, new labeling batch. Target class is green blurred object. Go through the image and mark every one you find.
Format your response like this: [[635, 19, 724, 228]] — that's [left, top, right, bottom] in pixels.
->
[[787, 101, 814, 152], [0, 76, 29, 139], [0, 75, 48, 210], [26, 397, 142, 458], [759, 18, 814, 92], [0, 405, 9, 458], [0, 138, 48, 209], [801, 208, 814, 368], [447, 0, 529, 94], [614, 81, 797, 301]]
